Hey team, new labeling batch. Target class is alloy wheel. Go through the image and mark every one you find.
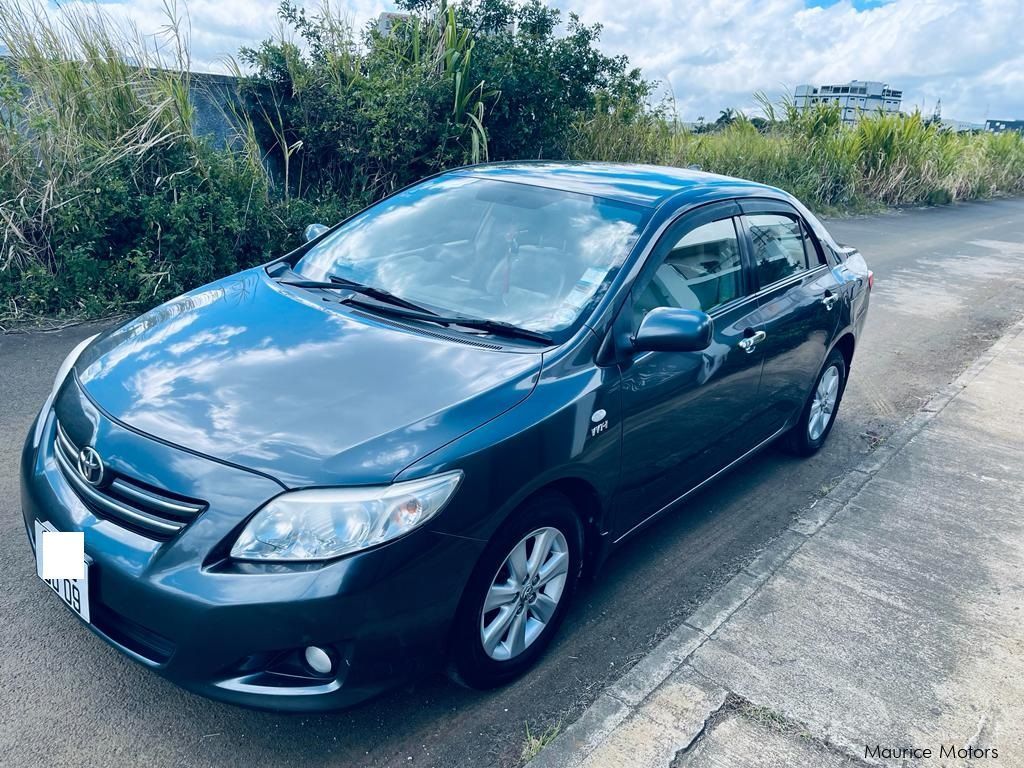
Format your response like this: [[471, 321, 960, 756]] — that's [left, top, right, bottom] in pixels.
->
[[808, 364, 840, 441], [479, 527, 570, 661]]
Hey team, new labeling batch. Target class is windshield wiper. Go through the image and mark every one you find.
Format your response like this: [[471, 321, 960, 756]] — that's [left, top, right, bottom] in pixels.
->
[[279, 275, 437, 315], [449, 316, 554, 345], [279, 273, 552, 344], [327, 275, 440, 315], [341, 296, 553, 345]]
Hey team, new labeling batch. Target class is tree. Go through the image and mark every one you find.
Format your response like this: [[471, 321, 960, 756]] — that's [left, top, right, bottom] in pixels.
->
[[238, 1, 489, 206], [442, 0, 652, 159], [238, 0, 653, 203], [715, 108, 737, 128]]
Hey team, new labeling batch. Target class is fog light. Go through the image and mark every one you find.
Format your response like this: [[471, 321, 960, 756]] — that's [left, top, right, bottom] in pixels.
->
[[304, 646, 333, 675]]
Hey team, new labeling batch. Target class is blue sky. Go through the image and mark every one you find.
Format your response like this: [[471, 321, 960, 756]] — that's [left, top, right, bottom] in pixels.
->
[[807, 0, 893, 8], [49, 0, 1024, 123]]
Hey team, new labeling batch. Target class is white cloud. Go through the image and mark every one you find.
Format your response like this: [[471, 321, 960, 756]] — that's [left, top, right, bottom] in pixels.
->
[[556, 0, 1024, 123], [64, 0, 392, 69], [52, 0, 1024, 123]]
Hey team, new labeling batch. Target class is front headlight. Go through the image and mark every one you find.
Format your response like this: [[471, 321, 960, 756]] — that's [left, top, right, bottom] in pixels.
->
[[51, 334, 99, 399], [230, 470, 463, 562]]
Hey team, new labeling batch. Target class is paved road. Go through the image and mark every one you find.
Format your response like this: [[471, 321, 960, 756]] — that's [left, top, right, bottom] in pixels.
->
[[2, 198, 1024, 768]]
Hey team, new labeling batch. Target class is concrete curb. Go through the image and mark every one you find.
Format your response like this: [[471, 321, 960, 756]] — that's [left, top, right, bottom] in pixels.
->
[[526, 316, 1024, 768]]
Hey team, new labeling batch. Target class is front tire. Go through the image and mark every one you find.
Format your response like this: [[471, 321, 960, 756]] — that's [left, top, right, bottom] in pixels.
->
[[784, 350, 847, 456], [448, 491, 583, 689]]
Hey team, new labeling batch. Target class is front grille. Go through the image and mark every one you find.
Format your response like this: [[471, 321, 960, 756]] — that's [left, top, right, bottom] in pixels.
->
[[53, 420, 206, 540]]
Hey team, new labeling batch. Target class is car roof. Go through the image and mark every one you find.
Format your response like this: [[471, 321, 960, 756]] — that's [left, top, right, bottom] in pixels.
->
[[455, 161, 785, 209]]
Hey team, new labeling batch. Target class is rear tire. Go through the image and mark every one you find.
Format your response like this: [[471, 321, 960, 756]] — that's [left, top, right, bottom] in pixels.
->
[[784, 349, 847, 457], [447, 491, 583, 690]]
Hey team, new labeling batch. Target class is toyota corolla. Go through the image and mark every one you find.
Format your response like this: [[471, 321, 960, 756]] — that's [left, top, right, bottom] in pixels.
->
[[21, 162, 871, 710]]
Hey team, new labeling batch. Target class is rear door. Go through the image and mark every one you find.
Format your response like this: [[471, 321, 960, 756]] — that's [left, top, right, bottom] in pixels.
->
[[738, 200, 842, 435]]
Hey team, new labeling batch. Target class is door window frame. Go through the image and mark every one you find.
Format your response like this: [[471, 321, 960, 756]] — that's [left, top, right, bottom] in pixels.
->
[[602, 200, 757, 364], [627, 201, 757, 324], [736, 198, 829, 295]]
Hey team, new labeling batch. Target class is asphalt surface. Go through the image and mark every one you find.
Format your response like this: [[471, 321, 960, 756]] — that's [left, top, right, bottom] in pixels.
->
[[2, 198, 1024, 768]]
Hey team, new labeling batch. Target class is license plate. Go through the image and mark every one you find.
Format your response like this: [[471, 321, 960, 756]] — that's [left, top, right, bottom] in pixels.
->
[[34, 520, 91, 623]]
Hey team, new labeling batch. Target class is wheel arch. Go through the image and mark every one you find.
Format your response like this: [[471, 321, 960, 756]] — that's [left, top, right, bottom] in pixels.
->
[[478, 474, 609, 586], [832, 331, 856, 373], [538, 476, 606, 577], [444, 473, 607, 675]]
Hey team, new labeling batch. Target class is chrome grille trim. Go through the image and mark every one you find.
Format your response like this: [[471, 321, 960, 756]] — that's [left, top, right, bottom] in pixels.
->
[[55, 423, 77, 462], [109, 478, 204, 516], [53, 444, 184, 535], [53, 420, 205, 539]]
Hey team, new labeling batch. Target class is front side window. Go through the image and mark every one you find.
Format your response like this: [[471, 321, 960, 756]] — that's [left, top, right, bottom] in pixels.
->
[[293, 176, 647, 337], [633, 217, 743, 325], [746, 213, 809, 287]]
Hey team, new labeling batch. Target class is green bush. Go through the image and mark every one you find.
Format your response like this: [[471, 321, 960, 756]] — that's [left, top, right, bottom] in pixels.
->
[[0, 0, 641, 322], [1, 0, 1023, 324], [235, 1, 488, 205], [0, 1, 301, 320], [449, 0, 649, 160]]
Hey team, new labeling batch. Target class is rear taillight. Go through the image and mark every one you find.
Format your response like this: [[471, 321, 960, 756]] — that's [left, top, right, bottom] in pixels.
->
[[867, 270, 874, 290]]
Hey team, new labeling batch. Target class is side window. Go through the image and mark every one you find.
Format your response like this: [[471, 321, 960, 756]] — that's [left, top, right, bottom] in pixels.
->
[[633, 218, 744, 326], [807, 231, 828, 266], [746, 214, 809, 287]]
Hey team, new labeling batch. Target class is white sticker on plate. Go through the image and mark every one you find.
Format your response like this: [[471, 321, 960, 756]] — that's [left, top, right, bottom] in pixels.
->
[[40, 531, 85, 580]]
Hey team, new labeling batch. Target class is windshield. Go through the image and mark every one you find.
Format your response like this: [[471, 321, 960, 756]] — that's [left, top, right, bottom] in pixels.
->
[[293, 175, 647, 337]]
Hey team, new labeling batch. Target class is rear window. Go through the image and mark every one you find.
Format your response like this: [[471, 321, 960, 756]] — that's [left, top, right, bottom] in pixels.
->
[[747, 214, 810, 286]]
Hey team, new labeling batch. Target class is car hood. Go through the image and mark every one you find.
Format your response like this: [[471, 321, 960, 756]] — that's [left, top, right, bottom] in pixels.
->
[[75, 269, 542, 487]]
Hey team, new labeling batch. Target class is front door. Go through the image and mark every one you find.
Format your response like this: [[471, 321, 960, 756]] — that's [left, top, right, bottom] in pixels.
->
[[613, 204, 767, 540], [739, 204, 843, 434]]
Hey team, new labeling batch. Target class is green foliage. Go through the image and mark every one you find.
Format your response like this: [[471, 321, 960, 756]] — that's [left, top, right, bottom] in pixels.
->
[[444, 0, 651, 160], [1, 0, 1023, 324], [0, 0, 298, 321], [1, 0, 645, 323], [235, 0, 645, 201], [571, 100, 1024, 212], [234, 1, 492, 204]]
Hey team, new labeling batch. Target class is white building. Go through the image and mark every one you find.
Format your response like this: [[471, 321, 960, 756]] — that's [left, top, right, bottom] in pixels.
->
[[376, 12, 411, 36], [942, 119, 984, 133], [794, 80, 902, 124]]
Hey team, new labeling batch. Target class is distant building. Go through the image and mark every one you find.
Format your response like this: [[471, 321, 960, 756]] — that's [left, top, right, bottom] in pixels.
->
[[376, 12, 411, 36], [375, 10, 512, 37], [941, 119, 984, 133], [985, 119, 1024, 134], [794, 80, 903, 124]]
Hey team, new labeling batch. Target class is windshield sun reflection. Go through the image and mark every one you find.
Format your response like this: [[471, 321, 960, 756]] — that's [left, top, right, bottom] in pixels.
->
[[293, 175, 647, 338]]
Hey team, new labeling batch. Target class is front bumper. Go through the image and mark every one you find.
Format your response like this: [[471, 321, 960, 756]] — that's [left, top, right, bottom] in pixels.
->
[[20, 394, 484, 711]]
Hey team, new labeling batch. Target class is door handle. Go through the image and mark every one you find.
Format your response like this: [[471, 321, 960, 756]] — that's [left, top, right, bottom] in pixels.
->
[[738, 330, 766, 353], [822, 291, 839, 311]]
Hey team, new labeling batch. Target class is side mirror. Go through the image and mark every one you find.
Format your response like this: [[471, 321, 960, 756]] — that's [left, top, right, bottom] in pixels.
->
[[632, 307, 713, 353], [304, 223, 329, 242]]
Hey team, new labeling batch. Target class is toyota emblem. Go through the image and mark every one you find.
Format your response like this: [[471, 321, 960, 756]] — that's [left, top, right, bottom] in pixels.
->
[[77, 446, 105, 487]]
